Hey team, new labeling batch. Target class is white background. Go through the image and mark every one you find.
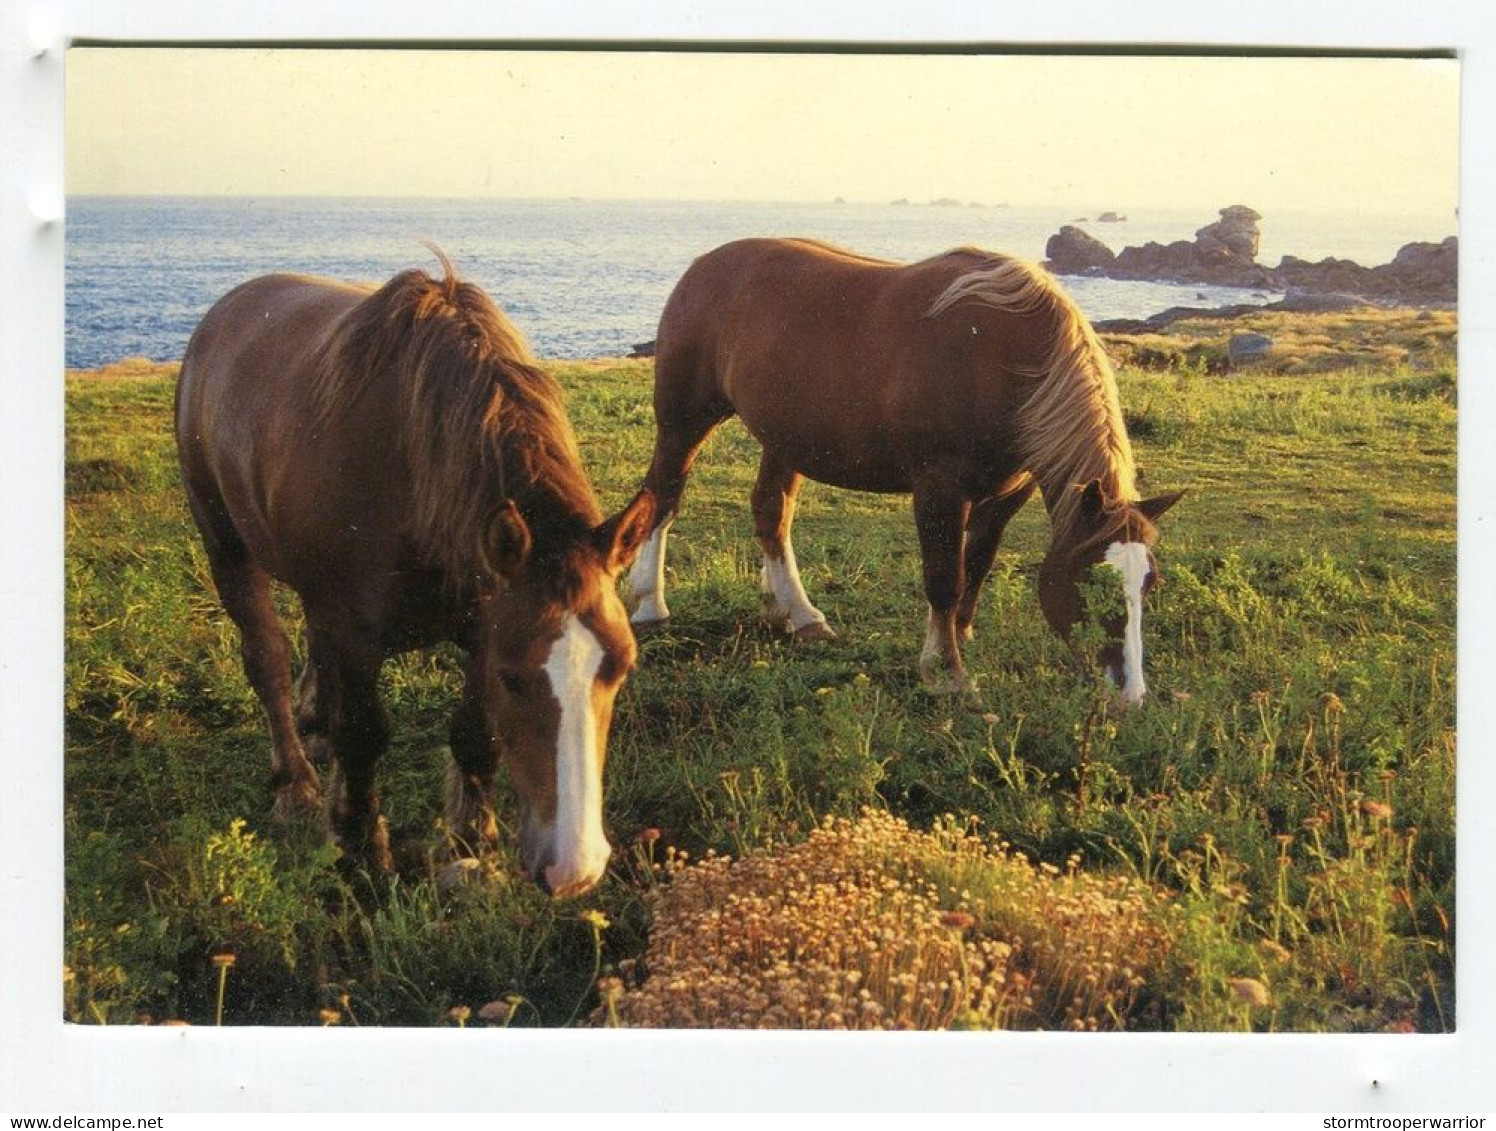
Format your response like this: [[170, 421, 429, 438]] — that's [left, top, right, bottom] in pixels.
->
[[3, 0, 1492, 1115]]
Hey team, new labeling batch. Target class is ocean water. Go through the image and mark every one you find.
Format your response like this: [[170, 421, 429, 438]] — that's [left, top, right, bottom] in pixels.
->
[[64, 196, 1456, 370]]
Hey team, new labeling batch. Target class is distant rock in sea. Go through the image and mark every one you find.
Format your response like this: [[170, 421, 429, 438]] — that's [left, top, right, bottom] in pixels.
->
[[1096, 211, 1127, 223], [1045, 225, 1117, 273], [1044, 205, 1456, 304], [1195, 204, 1262, 260]]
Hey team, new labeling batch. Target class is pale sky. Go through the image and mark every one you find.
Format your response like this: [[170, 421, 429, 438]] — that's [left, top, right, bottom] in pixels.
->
[[66, 49, 1457, 218], [65, 49, 1457, 218]]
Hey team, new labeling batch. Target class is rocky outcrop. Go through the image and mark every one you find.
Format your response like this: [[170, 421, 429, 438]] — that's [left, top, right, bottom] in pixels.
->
[[1045, 207, 1456, 305], [1196, 205, 1262, 259], [1098, 205, 1276, 289], [1276, 236, 1458, 302], [1045, 225, 1117, 273]]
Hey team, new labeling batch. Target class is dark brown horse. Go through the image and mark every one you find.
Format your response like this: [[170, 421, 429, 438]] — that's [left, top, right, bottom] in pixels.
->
[[176, 257, 653, 896], [627, 238, 1182, 696]]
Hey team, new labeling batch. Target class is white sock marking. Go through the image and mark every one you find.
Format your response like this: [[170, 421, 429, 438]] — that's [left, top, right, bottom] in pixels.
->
[[542, 615, 611, 894], [1104, 541, 1150, 705], [628, 520, 672, 624], [920, 605, 945, 672], [761, 539, 828, 632]]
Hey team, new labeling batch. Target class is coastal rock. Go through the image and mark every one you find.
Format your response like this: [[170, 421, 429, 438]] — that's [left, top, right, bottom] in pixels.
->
[[1045, 206, 1456, 305], [1272, 290, 1372, 313], [1276, 256, 1369, 295], [1228, 333, 1275, 367], [1390, 237, 1456, 271], [1109, 234, 1273, 288], [1097, 211, 1127, 223], [1373, 236, 1458, 301], [1045, 225, 1116, 273], [1196, 205, 1262, 260], [1275, 238, 1457, 303]]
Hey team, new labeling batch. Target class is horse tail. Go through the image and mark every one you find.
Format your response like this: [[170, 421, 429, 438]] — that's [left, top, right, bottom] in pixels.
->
[[924, 255, 1138, 538]]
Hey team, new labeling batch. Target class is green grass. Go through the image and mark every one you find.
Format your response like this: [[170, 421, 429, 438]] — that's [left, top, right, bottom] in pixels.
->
[[64, 351, 1456, 1030], [1104, 307, 1458, 376]]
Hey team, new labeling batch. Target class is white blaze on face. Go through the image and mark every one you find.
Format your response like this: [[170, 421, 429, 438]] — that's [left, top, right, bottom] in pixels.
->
[[541, 614, 611, 896], [628, 520, 671, 624], [1104, 541, 1152, 705]]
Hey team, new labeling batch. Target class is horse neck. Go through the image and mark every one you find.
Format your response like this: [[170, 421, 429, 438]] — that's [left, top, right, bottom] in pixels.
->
[[494, 405, 604, 542], [399, 350, 601, 587]]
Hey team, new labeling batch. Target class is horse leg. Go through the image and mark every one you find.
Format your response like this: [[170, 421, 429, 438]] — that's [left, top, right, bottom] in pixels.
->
[[627, 400, 730, 627], [292, 628, 332, 767], [912, 478, 974, 692], [752, 452, 835, 641], [955, 478, 1037, 641], [200, 534, 323, 821], [443, 658, 500, 860], [319, 644, 394, 872]]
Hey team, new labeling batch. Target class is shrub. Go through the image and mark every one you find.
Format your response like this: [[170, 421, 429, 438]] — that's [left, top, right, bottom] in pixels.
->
[[598, 810, 1172, 1030]]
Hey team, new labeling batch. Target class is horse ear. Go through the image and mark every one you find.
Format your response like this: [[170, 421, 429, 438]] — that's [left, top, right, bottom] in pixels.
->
[[1079, 479, 1107, 519], [1137, 489, 1186, 522], [484, 500, 532, 579], [595, 488, 657, 574]]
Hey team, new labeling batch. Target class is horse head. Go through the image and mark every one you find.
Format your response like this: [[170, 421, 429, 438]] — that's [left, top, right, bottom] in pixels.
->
[[1038, 480, 1184, 706], [475, 489, 655, 897]]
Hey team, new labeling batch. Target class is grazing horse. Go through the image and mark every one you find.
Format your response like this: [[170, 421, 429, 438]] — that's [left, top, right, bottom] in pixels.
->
[[627, 238, 1182, 696], [175, 257, 654, 896]]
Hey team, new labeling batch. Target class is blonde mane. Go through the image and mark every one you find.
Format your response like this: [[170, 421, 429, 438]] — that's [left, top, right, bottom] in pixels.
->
[[925, 256, 1138, 540]]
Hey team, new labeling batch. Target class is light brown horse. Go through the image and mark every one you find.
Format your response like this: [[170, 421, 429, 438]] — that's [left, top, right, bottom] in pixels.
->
[[176, 257, 654, 896], [627, 238, 1182, 695]]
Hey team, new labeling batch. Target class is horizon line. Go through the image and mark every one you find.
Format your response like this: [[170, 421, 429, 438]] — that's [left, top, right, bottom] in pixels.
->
[[63, 191, 1459, 221]]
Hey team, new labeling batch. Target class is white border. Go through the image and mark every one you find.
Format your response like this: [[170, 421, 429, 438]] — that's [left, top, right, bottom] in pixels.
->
[[4, 0, 1493, 1114]]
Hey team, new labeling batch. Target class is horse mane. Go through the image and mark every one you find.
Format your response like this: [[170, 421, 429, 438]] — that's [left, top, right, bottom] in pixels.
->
[[312, 252, 602, 585], [924, 254, 1139, 542]]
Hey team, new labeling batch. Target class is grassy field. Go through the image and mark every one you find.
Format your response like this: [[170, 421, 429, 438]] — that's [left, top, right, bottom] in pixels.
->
[[64, 334, 1456, 1031]]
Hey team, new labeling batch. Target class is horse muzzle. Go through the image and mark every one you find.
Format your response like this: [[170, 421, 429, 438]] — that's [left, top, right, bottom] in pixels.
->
[[520, 813, 612, 898], [1101, 653, 1147, 708]]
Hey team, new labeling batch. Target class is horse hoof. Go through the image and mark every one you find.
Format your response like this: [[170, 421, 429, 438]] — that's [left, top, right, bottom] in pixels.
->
[[437, 856, 485, 893], [630, 614, 670, 635], [793, 620, 837, 643], [271, 780, 322, 823], [333, 814, 394, 874], [368, 816, 394, 872], [920, 669, 976, 695]]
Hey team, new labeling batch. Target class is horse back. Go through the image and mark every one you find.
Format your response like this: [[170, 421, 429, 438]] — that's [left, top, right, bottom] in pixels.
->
[[176, 274, 410, 593], [653, 238, 1043, 493], [178, 273, 368, 419]]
